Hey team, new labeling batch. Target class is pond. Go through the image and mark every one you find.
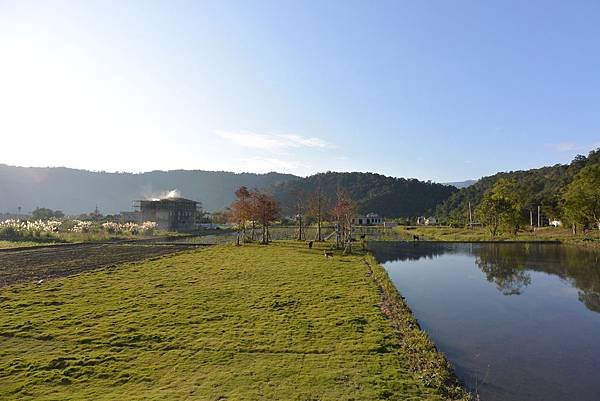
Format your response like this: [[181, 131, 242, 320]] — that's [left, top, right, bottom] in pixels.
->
[[370, 242, 600, 401]]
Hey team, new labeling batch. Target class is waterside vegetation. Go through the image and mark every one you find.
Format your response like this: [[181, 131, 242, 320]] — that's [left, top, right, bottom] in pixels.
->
[[395, 225, 600, 249]]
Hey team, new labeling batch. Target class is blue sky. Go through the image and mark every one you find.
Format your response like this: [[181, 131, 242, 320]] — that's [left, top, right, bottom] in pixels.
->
[[1, 1, 599, 181]]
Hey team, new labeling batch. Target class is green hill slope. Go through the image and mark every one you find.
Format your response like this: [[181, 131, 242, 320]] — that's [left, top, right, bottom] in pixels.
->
[[0, 165, 299, 214], [436, 148, 600, 224], [270, 172, 457, 217]]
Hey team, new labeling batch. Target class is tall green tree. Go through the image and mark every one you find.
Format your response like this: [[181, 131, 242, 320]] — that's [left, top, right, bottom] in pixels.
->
[[563, 164, 600, 230], [476, 179, 526, 236], [476, 196, 506, 237]]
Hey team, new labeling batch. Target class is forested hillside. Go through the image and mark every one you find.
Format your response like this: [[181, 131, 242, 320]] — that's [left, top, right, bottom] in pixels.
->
[[0, 165, 298, 214], [436, 149, 600, 224], [269, 172, 457, 217]]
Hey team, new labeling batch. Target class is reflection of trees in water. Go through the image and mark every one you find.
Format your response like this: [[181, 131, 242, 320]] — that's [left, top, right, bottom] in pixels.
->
[[371, 242, 600, 313], [471, 244, 600, 312], [369, 241, 469, 263], [578, 292, 600, 313], [473, 245, 532, 295]]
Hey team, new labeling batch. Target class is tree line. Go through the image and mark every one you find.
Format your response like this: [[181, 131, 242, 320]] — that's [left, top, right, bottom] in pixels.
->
[[269, 171, 456, 217], [225, 185, 359, 253], [473, 153, 600, 236], [436, 148, 600, 235]]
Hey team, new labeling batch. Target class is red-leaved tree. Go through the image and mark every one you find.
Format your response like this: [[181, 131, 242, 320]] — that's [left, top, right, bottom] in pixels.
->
[[331, 188, 356, 252], [228, 186, 253, 245], [254, 192, 280, 244]]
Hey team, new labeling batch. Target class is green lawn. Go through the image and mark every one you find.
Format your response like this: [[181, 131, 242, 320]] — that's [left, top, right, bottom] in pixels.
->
[[395, 225, 600, 248], [0, 240, 43, 249], [0, 242, 466, 400]]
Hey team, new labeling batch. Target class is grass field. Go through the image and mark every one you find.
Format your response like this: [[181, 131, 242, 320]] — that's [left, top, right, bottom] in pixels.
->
[[0, 240, 42, 249], [395, 225, 600, 248], [0, 242, 467, 400]]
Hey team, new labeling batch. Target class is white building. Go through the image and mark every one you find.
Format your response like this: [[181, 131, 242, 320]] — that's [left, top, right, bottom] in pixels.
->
[[353, 213, 382, 226], [425, 216, 437, 225], [549, 219, 562, 227]]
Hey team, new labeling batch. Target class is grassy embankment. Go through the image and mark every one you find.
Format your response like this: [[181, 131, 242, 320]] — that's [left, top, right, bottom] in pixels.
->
[[395, 225, 600, 248], [0, 242, 468, 400], [0, 231, 187, 250], [0, 240, 43, 249]]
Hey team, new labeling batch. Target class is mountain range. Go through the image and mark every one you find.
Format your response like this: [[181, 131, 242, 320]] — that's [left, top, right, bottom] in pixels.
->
[[0, 164, 456, 216], [6, 149, 596, 220], [0, 165, 297, 215]]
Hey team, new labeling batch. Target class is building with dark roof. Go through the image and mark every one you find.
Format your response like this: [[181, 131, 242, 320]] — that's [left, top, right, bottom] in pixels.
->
[[136, 197, 199, 231]]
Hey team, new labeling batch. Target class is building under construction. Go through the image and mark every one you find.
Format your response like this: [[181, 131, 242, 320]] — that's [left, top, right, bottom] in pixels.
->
[[135, 197, 199, 231]]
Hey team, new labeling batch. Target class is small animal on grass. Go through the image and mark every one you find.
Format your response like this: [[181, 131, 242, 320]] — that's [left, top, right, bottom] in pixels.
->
[[324, 250, 334, 258], [360, 234, 366, 240], [308, 241, 314, 249], [413, 235, 420, 241]]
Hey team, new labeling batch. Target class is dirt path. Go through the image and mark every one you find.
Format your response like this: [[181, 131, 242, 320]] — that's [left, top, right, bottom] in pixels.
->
[[0, 243, 205, 287]]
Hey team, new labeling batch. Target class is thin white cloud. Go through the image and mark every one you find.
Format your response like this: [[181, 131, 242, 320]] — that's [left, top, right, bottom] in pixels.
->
[[548, 142, 600, 152], [216, 130, 330, 153]]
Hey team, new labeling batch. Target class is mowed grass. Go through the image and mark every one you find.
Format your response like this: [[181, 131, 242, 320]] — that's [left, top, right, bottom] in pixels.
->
[[0, 242, 447, 400], [396, 225, 600, 248], [0, 240, 43, 249]]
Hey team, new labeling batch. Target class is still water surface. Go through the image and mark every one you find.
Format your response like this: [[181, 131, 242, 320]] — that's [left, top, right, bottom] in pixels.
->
[[370, 242, 600, 401]]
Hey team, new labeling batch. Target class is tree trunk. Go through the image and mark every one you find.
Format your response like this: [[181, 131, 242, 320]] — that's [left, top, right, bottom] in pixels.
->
[[572, 223, 577, 236], [317, 215, 322, 241], [266, 223, 270, 244], [297, 216, 303, 241], [251, 221, 255, 241]]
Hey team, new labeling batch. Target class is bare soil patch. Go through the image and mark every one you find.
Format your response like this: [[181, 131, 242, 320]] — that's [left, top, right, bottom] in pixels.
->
[[0, 244, 200, 287]]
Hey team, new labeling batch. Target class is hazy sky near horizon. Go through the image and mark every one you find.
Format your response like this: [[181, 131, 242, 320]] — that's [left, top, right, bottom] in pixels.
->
[[1, 1, 599, 181]]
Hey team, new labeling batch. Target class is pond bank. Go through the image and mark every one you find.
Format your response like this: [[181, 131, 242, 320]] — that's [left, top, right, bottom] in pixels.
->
[[364, 254, 471, 400], [370, 241, 600, 401], [394, 226, 600, 250]]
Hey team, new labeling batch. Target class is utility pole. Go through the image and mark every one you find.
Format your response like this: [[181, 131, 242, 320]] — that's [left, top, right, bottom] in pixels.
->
[[468, 202, 473, 228], [537, 205, 541, 227], [530, 209, 533, 226]]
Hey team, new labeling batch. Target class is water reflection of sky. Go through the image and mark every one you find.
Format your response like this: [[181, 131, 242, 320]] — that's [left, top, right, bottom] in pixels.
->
[[370, 242, 600, 401]]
